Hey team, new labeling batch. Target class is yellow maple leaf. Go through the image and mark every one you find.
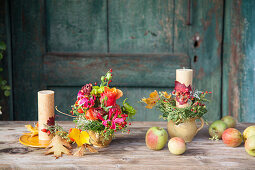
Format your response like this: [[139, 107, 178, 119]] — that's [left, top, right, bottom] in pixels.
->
[[162, 91, 171, 99], [68, 128, 90, 147], [24, 124, 38, 137], [142, 90, 159, 109], [45, 135, 72, 158]]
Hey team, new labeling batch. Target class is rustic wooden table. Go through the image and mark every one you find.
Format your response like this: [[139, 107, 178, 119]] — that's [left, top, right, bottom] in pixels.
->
[[0, 121, 254, 169]]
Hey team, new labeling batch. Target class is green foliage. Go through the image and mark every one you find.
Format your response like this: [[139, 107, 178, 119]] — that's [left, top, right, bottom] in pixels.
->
[[157, 91, 210, 124], [46, 124, 72, 143], [74, 115, 113, 139], [0, 41, 10, 97], [122, 98, 136, 119]]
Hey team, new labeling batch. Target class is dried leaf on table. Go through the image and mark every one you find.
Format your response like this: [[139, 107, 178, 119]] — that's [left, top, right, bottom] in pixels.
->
[[73, 144, 86, 157], [86, 144, 98, 153], [73, 144, 98, 157], [45, 135, 72, 158], [24, 124, 38, 137]]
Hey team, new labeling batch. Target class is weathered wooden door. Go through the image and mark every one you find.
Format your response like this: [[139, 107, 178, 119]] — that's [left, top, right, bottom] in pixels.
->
[[10, 0, 223, 121]]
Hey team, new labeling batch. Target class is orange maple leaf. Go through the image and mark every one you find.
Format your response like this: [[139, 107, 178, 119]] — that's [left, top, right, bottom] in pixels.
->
[[142, 90, 159, 109]]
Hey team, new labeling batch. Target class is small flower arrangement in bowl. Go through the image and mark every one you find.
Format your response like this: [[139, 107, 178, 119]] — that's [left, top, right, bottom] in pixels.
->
[[141, 82, 211, 142], [69, 69, 136, 148]]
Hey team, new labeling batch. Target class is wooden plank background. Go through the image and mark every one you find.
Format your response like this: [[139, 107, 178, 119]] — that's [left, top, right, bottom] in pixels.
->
[[0, 0, 254, 122], [223, 0, 255, 122]]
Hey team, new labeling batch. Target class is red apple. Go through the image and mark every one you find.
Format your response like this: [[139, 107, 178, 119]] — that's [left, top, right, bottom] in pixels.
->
[[168, 137, 186, 155], [145, 127, 168, 150], [222, 128, 243, 147], [245, 135, 255, 157]]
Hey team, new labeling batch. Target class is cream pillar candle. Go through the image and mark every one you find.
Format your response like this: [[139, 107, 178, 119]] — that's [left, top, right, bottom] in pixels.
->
[[38, 90, 55, 141], [176, 69, 193, 108]]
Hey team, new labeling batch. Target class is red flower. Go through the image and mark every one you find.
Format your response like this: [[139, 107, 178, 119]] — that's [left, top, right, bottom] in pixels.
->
[[100, 87, 123, 107], [85, 108, 98, 120]]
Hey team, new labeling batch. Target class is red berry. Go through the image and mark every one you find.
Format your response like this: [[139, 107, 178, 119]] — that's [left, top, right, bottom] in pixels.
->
[[110, 69, 112, 72], [202, 92, 204, 94], [41, 129, 47, 133], [104, 130, 106, 133], [209, 91, 212, 94], [129, 122, 131, 125], [47, 130, 51, 135], [78, 108, 83, 113], [69, 137, 75, 142], [94, 82, 97, 85], [191, 109, 193, 111], [109, 80, 112, 83], [206, 91, 208, 94]]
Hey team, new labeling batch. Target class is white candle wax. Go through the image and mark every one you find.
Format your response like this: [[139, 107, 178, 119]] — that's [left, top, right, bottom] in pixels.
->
[[38, 90, 55, 141]]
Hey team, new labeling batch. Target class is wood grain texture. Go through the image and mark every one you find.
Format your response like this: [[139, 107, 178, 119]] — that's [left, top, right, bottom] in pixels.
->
[[44, 53, 190, 87], [223, 0, 255, 122], [10, 0, 46, 120], [46, 0, 107, 52], [0, 121, 255, 169], [108, 0, 174, 53], [189, 0, 223, 121]]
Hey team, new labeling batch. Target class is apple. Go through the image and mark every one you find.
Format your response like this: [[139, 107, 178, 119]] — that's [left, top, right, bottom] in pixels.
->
[[222, 128, 243, 147], [145, 127, 168, 150], [245, 135, 255, 157], [221, 115, 236, 128], [209, 120, 228, 139], [243, 126, 255, 142], [168, 137, 186, 155]]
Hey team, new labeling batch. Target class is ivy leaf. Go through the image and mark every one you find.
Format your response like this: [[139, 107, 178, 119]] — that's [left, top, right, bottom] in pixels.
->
[[45, 135, 72, 158], [0, 42, 6, 50], [0, 53, 3, 60]]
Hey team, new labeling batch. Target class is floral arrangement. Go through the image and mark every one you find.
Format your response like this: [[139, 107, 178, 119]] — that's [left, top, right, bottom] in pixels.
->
[[141, 81, 211, 124], [69, 69, 136, 139]]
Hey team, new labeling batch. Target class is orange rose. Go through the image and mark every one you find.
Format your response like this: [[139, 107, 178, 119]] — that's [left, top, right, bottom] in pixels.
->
[[85, 108, 98, 120], [100, 87, 123, 107]]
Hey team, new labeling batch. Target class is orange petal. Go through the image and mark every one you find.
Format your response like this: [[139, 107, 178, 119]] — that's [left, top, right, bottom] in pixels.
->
[[149, 90, 159, 99], [116, 89, 123, 99]]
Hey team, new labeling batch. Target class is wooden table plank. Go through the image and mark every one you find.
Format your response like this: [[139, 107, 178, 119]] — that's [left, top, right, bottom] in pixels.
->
[[0, 121, 254, 169]]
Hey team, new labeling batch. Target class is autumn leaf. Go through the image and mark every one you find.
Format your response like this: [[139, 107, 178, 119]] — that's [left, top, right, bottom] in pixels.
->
[[68, 128, 90, 147], [73, 144, 86, 157], [73, 144, 98, 157], [45, 135, 72, 158], [24, 124, 38, 137], [141, 90, 159, 109], [162, 91, 171, 99], [86, 144, 98, 153]]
